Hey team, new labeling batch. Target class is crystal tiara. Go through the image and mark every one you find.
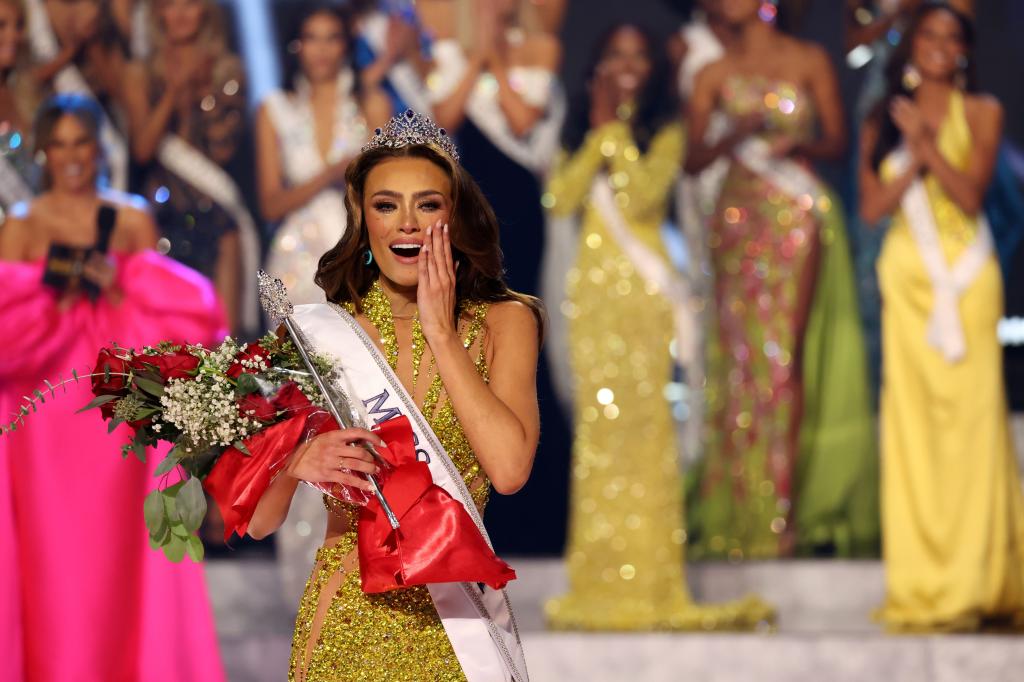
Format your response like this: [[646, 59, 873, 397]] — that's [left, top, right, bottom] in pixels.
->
[[361, 109, 460, 163]]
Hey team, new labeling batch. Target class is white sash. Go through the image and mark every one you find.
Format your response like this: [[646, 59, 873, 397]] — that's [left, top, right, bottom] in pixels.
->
[[428, 41, 566, 176], [155, 135, 262, 332], [25, 0, 129, 190], [0, 154, 33, 211], [289, 303, 530, 682], [464, 82, 567, 176], [733, 137, 825, 211], [131, 1, 151, 60], [888, 149, 993, 362], [590, 175, 697, 367], [360, 11, 434, 117]]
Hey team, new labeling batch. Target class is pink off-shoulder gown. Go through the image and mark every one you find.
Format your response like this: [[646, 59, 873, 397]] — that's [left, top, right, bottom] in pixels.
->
[[0, 251, 228, 682]]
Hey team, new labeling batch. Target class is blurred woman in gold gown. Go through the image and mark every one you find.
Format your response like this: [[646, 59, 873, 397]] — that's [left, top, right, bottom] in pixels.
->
[[860, 2, 1024, 630], [544, 24, 771, 631]]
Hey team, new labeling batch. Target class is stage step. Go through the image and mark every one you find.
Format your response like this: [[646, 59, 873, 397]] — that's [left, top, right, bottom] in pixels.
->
[[205, 558, 1023, 682]]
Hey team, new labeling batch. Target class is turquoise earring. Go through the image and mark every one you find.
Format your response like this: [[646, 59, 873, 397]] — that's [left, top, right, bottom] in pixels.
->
[[363, 249, 374, 266]]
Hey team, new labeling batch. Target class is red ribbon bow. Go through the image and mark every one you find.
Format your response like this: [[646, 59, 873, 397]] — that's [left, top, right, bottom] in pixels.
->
[[204, 413, 515, 593], [357, 416, 516, 593]]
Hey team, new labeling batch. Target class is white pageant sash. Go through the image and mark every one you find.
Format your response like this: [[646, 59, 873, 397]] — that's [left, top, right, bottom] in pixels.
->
[[25, 0, 129, 190], [464, 82, 567, 176], [0, 154, 33, 211], [360, 11, 435, 118], [590, 176, 697, 366], [733, 137, 825, 211], [428, 41, 566, 176], [289, 303, 530, 682], [155, 135, 262, 332], [888, 149, 993, 362]]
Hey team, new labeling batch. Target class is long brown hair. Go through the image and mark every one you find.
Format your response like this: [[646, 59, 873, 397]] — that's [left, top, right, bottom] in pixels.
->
[[314, 143, 546, 339]]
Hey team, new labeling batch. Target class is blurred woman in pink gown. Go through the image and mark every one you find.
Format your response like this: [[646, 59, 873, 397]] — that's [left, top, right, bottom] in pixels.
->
[[0, 94, 226, 682]]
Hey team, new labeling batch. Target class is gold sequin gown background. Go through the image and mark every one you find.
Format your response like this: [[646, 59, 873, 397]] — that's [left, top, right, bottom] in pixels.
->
[[543, 121, 771, 629], [288, 288, 492, 681]]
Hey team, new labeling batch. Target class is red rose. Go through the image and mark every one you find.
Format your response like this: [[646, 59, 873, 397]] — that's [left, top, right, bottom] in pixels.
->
[[92, 348, 132, 396], [272, 382, 313, 417], [132, 350, 200, 382], [227, 344, 270, 379], [238, 393, 277, 422]]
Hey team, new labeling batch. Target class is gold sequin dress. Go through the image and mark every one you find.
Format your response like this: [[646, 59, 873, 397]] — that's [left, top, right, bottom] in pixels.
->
[[543, 121, 772, 630], [288, 285, 492, 681]]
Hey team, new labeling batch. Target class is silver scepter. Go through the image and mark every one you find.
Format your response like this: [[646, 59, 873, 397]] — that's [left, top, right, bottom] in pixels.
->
[[258, 270, 400, 530]]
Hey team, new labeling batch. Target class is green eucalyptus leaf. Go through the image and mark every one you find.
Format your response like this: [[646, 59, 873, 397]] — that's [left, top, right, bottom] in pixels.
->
[[153, 452, 180, 477], [177, 477, 207, 533], [75, 394, 119, 414], [161, 481, 185, 523], [143, 489, 166, 539], [150, 522, 171, 547], [131, 438, 147, 464], [233, 440, 252, 456], [134, 376, 165, 397], [170, 523, 190, 538], [185, 535, 204, 562], [107, 416, 124, 434], [32, 389, 45, 404], [162, 534, 186, 562]]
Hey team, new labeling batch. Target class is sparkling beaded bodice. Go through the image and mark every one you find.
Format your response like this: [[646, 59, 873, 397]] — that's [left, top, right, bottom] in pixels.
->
[[721, 75, 815, 141], [329, 281, 493, 519]]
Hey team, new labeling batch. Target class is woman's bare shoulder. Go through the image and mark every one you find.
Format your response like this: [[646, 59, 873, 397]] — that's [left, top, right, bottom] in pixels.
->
[[484, 299, 540, 340]]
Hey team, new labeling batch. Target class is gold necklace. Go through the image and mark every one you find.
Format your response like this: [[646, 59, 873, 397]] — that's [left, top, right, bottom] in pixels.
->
[[362, 279, 427, 390]]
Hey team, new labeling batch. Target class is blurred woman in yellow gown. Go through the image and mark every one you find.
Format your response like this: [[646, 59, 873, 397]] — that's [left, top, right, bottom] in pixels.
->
[[543, 23, 771, 630], [860, 1, 1024, 631]]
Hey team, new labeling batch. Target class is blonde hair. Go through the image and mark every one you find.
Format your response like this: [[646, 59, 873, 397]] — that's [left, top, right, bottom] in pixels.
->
[[145, 0, 228, 77], [455, 0, 543, 54], [0, 0, 42, 125]]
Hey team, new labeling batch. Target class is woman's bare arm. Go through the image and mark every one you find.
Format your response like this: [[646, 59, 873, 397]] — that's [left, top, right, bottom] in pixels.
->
[[254, 103, 346, 222], [794, 45, 847, 161], [121, 62, 180, 163], [913, 95, 1002, 215], [858, 119, 919, 224], [684, 61, 758, 174], [489, 35, 561, 137]]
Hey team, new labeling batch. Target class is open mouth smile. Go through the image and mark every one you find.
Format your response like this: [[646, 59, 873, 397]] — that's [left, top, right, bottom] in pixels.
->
[[389, 242, 423, 263]]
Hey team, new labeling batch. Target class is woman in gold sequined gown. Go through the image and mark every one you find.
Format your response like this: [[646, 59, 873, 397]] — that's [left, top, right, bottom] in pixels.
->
[[543, 24, 772, 631], [860, 4, 1024, 631], [684, 0, 878, 559], [246, 115, 542, 680]]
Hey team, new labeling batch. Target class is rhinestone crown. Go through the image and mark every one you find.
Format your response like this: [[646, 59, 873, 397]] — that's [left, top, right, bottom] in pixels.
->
[[361, 109, 460, 163]]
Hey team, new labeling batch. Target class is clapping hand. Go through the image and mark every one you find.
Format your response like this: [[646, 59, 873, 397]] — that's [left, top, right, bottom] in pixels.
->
[[890, 96, 927, 142], [417, 219, 458, 344]]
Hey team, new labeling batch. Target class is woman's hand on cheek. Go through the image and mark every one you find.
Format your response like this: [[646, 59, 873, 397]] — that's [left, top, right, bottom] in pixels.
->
[[417, 219, 458, 344]]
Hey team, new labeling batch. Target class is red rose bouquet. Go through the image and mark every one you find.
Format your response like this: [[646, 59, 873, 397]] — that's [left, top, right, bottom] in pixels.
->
[[29, 333, 377, 562]]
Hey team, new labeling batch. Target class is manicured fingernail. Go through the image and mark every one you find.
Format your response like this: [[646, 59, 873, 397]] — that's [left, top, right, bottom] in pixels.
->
[[443, 223, 449, 233], [427, 226, 432, 236]]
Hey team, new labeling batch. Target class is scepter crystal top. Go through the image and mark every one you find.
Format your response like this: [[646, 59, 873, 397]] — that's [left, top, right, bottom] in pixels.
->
[[257, 270, 294, 325], [361, 109, 460, 163]]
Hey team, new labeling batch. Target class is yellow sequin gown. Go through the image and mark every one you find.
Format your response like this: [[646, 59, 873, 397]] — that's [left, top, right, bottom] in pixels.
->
[[288, 291, 492, 681], [876, 89, 1024, 630], [543, 121, 772, 630]]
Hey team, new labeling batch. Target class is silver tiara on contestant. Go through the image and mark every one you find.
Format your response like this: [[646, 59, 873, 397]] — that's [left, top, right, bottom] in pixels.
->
[[361, 109, 460, 163]]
